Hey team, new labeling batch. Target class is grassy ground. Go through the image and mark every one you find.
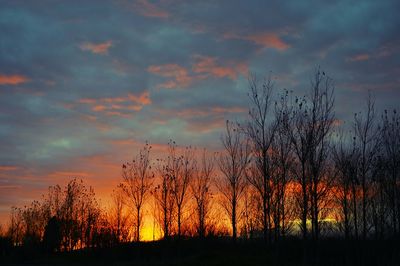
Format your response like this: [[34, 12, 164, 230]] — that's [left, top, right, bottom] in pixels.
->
[[1, 238, 399, 266]]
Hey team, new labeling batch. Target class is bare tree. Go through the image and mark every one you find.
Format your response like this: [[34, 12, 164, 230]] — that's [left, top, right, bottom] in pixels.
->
[[289, 69, 335, 240], [122, 142, 153, 242], [245, 74, 277, 243], [172, 144, 196, 238], [7, 207, 24, 246], [109, 185, 131, 243], [217, 120, 250, 241], [354, 92, 380, 239], [308, 70, 335, 240], [332, 130, 359, 239], [381, 109, 400, 234], [153, 141, 178, 240], [191, 148, 214, 238], [272, 89, 295, 239]]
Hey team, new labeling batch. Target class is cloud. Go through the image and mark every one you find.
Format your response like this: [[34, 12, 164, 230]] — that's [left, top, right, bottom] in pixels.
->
[[148, 57, 247, 89], [132, 0, 169, 18], [192, 55, 248, 80], [80, 40, 113, 54], [246, 32, 290, 50], [224, 32, 290, 51], [148, 64, 192, 89], [48, 171, 92, 178], [78, 91, 151, 117], [347, 53, 370, 62], [0, 74, 29, 85], [0, 166, 18, 171]]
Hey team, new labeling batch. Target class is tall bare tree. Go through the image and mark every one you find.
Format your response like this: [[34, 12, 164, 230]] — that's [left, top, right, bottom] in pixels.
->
[[354, 92, 380, 239], [333, 130, 359, 239], [108, 185, 131, 243], [191, 148, 214, 238], [381, 109, 400, 234], [245, 74, 277, 243], [153, 141, 177, 240], [122, 142, 153, 242], [272, 89, 295, 239], [308, 70, 335, 240], [217, 120, 250, 241], [289, 69, 335, 240], [172, 144, 196, 238]]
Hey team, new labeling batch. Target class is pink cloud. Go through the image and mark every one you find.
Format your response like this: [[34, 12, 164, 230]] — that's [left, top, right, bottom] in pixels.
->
[[78, 91, 151, 116], [224, 32, 289, 51], [347, 53, 370, 62], [148, 57, 247, 89], [48, 171, 92, 178], [80, 40, 113, 54], [0, 74, 29, 85], [246, 33, 289, 50], [192, 55, 248, 80], [133, 0, 169, 18], [0, 166, 18, 171], [148, 64, 192, 89]]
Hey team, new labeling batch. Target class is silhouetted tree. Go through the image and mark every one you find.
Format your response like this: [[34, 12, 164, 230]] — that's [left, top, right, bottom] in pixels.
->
[[245, 74, 277, 243], [191, 148, 214, 238], [354, 92, 380, 239], [43, 216, 61, 253], [381, 109, 400, 235], [154, 142, 176, 240], [272, 89, 295, 239], [108, 185, 131, 243], [288, 69, 335, 240], [307, 70, 335, 240], [217, 121, 250, 242], [333, 130, 359, 239], [172, 144, 196, 238], [7, 207, 23, 246], [122, 142, 153, 242]]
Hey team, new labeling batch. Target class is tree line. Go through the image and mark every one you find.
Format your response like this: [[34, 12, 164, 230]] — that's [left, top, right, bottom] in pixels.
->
[[1, 69, 399, 252]]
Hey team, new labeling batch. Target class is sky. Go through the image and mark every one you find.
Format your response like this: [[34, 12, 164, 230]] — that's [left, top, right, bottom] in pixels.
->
[[0, 0, 399, 225]]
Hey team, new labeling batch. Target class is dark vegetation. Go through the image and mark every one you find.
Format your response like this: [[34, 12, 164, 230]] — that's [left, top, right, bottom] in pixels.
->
[[1, 69, 399, 265], [1, 238, 399, 265]]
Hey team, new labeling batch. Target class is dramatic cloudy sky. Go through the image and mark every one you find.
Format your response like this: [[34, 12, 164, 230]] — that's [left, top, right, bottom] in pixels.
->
[[0, 0, 399, 223]]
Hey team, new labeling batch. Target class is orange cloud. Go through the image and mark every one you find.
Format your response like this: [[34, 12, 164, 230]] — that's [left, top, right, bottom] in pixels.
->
[[192, 55, 248, 80], [246, 33, 289, 50], [80, 40, 113, 54], [0, 166, 18, 171], [79, 98, 96, 104], [148, 64, 192, 89], [133, 0, 169, 18], [128, 91, 151, 105], [78, 91, 151, 116], [92, 105, 107, 112], [148, 57, 247, 89], [0, 74, 29, 85], [347, 53, 370, 62], [49, 171, 92, 178], [224, 32, 289, 51]]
